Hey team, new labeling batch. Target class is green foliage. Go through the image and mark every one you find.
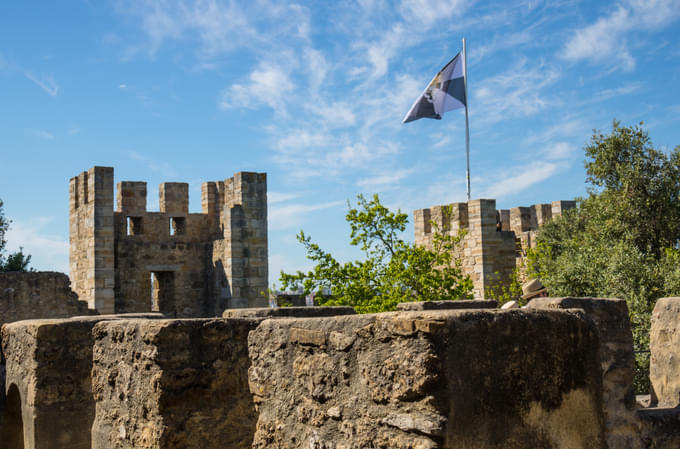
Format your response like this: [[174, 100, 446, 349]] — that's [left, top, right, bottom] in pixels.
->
[[528, 121, 680, 394], [486, 267, 524, 306], [280, 194, 473, 313], [0, 199, 32, 272]]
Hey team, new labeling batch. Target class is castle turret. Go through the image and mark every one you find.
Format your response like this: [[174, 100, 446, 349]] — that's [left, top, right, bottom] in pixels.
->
[[69, 166, 115, 313]]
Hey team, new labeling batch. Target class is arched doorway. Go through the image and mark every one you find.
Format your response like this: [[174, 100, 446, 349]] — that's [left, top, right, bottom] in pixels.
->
[[2, 384, 25, 449]]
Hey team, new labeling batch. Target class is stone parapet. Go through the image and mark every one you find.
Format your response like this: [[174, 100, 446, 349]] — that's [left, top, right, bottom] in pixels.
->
[[90, 318, 259, 449], [414, 198, 576, 299], [650, 297, 680, 408], [396, 299, 497, 310], [0, 272, 92, 328], [0, 315, 161, 449], [223, 306, 356, 318], [527, 297, 638, 449], [248, 309, 606, 448]]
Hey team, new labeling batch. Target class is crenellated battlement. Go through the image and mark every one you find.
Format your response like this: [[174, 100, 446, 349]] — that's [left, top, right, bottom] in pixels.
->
[[415, 198, 575, 298], [69, 167, 268, 316]]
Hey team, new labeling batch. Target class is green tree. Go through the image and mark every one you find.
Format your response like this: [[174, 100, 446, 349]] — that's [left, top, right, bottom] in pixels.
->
[[0, 199, 32, 272], [528, 121, 680, 393], [280, 194, 473, 313]]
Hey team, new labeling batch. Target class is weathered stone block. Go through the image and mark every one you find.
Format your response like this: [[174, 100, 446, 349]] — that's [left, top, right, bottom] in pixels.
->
[[650, 297, 680, 408], [527, 297, 637, 449], [0, 315, 162, 449], [91, 318, 259, 449], [222, 306, 356, 319], [248, 309, 606, 448], [396, 300, 497, 310]]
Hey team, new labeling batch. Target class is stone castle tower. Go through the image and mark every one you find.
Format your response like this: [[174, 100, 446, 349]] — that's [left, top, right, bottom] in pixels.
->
[[69, 166, 268, 316], [415, 199, 575, 299]]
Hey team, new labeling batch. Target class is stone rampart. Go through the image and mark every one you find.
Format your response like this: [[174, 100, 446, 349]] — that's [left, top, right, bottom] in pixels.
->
[[248, 309, 606, 448], [0, 314, 162, 449], [91, 318, 259, 449], [3, 299, 680, 448], [0, 272, 91, 327], [414, 199, 575, 298], [649, 297, 680, 408], [527, 297, 638, 449]]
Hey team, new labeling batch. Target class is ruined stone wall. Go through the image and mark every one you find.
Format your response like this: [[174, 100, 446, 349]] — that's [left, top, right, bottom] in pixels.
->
[[69, 167, 268, 317], [415, 199, 575, 298], [0, 272, 91, 327]]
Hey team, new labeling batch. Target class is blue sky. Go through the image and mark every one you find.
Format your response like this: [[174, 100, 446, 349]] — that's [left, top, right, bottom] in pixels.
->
[[1, 0, 679, 286]]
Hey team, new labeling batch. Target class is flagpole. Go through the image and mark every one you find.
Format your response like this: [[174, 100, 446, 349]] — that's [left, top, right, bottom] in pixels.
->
[[463, 37, 471, 201]]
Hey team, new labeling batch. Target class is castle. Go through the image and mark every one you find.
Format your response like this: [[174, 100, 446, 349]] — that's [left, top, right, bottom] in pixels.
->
[[68, 166, 268, 316], [2, 168, 680, 448]]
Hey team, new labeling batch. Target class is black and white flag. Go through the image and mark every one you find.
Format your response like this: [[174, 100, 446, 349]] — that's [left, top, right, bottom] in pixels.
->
[[403, 52, 466, 123]]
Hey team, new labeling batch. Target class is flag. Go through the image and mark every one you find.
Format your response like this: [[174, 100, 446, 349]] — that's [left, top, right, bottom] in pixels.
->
[[403, 51, 466, 123]]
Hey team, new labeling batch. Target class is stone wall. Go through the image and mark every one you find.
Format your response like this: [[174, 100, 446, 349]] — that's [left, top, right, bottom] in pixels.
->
[[0, 272, 91, 327], [649, 297, 680, 408], [248, 309, 606, 448], [0, 314, 162, 449], [527, 297, 638, 449], [4, 300, 680, 448], [414, 199, 575, 298], [69, 167, 268, 317], [91, 318, 259, 449]]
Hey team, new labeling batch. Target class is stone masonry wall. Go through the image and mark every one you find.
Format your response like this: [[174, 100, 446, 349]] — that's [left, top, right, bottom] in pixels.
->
[[649, 297, 680, 408], [69, 167, 268, 317], [415, 199, 575, 298], [0, 272, 91, 327], [248, 309, 606, 448], [527, 297, 638, 449], [91, 318, 259, 449]]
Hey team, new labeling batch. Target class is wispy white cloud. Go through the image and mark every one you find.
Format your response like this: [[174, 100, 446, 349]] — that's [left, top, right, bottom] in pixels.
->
[[33, 129, 56, 140], [219, 64, 294, 113], [268, 191, 300, 204], [24, 71, 59, 96], [5, 217, 69, 273], [473, 59, 561, 125], [483, 161, 564, 198], [269, 200, 344, 230], [525, 118, 588, 145], [398, 0, 467, 26], [128, 151, 177, 179], [562, 0, 680, 70], [357, 168, 413, 191]]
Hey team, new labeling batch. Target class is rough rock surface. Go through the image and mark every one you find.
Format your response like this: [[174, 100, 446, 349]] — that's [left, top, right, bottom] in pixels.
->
[[223, 306, 356, 319], [649, 297, 680, 408], [527, 297, 638, 449], [0, 272, 92, 327], [91, 318, 259, 449], [248, 309, 606, 448], [0, 314, 161, 449], [396, 300, 497, 311], [638, 408, 680, 449]]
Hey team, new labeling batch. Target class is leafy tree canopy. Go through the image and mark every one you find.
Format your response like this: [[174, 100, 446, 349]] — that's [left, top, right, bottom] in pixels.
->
[[280, 194, 472, 313], [528, 121, 680, 393], [0, 199, 32, 272]]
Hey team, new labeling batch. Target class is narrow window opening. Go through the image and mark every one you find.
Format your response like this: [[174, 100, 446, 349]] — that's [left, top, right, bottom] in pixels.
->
[[126, 217, 143, 236], [169, 217, 186, 236]]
